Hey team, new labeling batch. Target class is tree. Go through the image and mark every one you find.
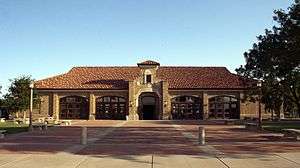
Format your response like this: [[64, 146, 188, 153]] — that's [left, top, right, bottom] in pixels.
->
[[0, 85, 3, 107], [3, 76, 34, 117], [236, 0, 300, 117]]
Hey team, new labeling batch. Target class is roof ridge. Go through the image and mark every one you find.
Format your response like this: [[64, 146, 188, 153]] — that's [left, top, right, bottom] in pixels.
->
[[159, 66, 227, 68], [71, 66, 228, 68], [71, 66, 138, 68]]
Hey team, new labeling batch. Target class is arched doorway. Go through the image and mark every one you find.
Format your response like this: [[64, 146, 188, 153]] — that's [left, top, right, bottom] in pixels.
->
[[171, 96, 202, 120], [139, 92, 159, 120], [59, 96, 89, 119], [95, 96, 127, 120], [208, 96, 239, 119]]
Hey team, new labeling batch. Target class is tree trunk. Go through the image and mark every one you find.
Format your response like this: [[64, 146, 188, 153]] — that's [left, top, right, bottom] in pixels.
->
[[23, 110, 26, 121], [296, 103, 300, 118], [271, 109, 274, 121]]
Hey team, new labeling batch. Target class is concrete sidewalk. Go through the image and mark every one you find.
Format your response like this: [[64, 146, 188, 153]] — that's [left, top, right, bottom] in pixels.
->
[[0, 120, 300, 167], [0, 152, 299, 168]]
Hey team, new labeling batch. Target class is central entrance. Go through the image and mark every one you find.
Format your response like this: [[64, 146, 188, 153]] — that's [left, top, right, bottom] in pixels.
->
[[139, 92, 159, 120]]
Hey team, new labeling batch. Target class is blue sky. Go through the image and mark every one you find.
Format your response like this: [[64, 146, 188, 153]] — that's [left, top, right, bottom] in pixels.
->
[[0, 0, 293, 94]]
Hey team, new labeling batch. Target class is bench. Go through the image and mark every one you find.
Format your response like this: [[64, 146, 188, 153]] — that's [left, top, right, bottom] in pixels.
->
[[245, 122, 259, 130], [32, 123, 48, 131], [60, 120, 72, 126], [0, 130, 7, 139], [282, 129, 300, 141]]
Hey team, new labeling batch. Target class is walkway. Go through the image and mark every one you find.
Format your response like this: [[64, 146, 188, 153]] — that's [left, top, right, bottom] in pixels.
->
[[0, 120, 299, 168]]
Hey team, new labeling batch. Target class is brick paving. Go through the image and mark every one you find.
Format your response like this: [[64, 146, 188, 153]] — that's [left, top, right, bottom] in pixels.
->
[[178, 121, 300, 154], [77, 120, 203, 155], [0, 120, 300, 167], [0, 120, 299, 156]]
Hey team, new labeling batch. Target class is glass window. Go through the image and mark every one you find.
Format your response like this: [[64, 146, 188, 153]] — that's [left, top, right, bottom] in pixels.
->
[[103, 97, 110, 102], [111, 97, 118, 102], [59, 96, 89, 119], [146, 75, 152, 83], [96, 96, 127, 120], [171, 96, 202, 120], [208, 96, 239, 119], [119, 97, 126, 102]]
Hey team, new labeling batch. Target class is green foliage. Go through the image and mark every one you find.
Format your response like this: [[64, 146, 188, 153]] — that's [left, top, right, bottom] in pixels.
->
[[236, 0, 300, 116], [0, 85, 2, 106], [263, 121, 300, 133], [0, 122, 28, 134], [3, 76, 34, 113]]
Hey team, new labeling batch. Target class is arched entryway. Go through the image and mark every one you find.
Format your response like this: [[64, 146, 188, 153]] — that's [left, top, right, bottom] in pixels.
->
[[171, 96, 202, 120], [59, 96, 89, 119], [208, 96, 239, 119], [138, 92, 159, 120], [95, 96, 127, 120]]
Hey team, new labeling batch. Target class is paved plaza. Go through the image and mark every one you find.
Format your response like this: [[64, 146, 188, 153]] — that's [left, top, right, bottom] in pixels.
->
[[0, 120, 299, 168]]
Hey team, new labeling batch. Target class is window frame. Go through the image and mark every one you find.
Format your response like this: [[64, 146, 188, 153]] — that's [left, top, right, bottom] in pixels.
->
[[146, 74, 152, 83], [171, 96, 202, 120], [208, 96, 239, 119], [59, 95, 89, 119], [95, 96, 127, 120]]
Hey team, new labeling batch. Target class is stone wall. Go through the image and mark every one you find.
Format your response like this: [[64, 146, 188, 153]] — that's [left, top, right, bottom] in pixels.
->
[[239, 93, 268, 119], [35, 88, 267, 120], [36, 90, 128, 120]]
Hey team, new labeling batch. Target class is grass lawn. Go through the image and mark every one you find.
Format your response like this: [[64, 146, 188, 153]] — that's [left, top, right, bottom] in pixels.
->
[[263, 122, 300, 133], [0, 122, 28, 134]]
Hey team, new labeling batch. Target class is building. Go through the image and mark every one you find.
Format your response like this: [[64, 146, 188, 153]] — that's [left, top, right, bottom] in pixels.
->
[[34, 60, 261, 120]]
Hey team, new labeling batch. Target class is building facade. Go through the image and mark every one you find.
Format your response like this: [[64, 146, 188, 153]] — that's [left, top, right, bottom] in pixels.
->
[[34, 60, 262, 120]]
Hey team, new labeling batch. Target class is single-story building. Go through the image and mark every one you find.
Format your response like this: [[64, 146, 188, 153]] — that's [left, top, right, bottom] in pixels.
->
[[34, 60, 263, 120]]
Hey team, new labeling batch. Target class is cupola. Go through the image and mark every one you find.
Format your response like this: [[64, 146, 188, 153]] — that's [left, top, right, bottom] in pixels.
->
[[137, 60, 160, 84]]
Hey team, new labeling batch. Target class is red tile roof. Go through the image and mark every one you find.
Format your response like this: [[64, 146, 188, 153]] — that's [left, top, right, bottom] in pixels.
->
[[35, 66, 249, 90], [137, 60, 160, 66]]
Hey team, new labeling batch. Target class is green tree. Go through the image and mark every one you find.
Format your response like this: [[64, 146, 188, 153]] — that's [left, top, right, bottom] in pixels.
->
[[0, 85, 3, 107], [3, 76, 34, 116], [236, 0, 300, 117]]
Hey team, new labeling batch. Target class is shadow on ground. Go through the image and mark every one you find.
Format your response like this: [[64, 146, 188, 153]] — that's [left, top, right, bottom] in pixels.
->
[[0, 120, 299, 161]]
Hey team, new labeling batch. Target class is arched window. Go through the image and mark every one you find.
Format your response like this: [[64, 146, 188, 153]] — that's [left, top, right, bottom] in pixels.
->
[[171, 96, 202, 120], [208, 96, 239, 119], [144, 69, 152, 84], [96, 96, 127, 120], [59, 96, 89, 119]]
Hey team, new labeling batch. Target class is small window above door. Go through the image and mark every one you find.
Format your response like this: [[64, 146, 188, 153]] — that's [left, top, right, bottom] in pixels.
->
[[146, 74, 152, 83]]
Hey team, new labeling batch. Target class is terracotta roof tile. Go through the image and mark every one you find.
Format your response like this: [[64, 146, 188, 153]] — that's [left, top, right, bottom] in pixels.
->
[[137, 60, 160, 66], [35, 66, 248, 90]]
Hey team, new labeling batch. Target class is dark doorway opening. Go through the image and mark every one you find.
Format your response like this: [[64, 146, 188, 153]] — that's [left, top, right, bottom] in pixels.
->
[[142, 105, 155, 120], [139, 92, 159, 120]]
